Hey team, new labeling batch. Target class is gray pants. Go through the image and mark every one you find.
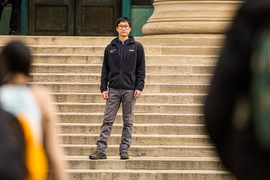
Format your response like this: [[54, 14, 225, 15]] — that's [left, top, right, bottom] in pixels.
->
[[97, 88, 136, 154]]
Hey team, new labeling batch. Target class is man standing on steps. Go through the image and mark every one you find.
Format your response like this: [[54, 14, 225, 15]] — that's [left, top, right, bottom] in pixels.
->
[[89, 17, 145, 160]]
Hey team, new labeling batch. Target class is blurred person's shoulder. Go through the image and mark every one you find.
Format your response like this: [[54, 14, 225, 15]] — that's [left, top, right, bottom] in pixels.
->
[[30, 85, 54, 101], [29, 85, 56, 112]]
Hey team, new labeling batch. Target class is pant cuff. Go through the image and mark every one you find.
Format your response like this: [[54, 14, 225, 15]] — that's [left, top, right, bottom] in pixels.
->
[[96, 148, 106, 154], [119, 146, 129, 153]]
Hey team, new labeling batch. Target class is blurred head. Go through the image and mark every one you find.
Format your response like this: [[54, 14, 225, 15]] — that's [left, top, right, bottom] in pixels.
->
[[116, 17, 132, 37], [0, 41, 32, 85]]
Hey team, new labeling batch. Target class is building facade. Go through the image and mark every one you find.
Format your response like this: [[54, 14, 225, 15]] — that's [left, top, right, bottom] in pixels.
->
[[0, 0, 154, 36]]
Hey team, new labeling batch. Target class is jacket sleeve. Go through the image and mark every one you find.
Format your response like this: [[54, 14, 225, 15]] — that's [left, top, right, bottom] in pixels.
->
[[100, 46, 109, 93], [135, 43, 145, 91]]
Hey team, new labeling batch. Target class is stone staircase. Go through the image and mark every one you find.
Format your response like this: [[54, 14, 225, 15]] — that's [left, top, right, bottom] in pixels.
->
[[0, 35, 236, 180]]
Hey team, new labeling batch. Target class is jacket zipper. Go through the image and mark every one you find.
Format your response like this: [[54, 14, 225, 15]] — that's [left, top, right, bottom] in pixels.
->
[[115, 43, 123, 88], [113, 39, 134, 89]]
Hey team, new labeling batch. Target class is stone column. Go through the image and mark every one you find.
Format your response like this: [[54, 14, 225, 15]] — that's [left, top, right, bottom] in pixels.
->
[[142, 0, 243, 35]]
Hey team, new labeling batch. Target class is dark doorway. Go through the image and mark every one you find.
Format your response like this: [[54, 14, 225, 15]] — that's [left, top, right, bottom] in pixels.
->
[[29, 0, 121, 36], [75, 0, 121, 36]]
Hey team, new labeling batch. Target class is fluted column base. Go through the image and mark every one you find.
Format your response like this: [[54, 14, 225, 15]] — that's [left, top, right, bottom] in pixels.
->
[[142, 0, 243, 35]]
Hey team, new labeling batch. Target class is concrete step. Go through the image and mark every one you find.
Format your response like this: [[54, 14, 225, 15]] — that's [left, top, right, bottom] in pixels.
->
[[31, 64, 215, 75], [60, 144, 218, 157], [61, 145, 217, 157], [54, 103, 204, 114], [66, 169, 235, 180], [3, 35, 228, 179], [30, 73, 213, 84], [145, 55, 218, 66], [59, 134, 212, 146], [57, 123, 207, 135], [29, 83, 210, 94], [0, 45, 221, 56], [56, 113, 205, 124], [65, 156, 226, 171], [32, 54, 218, 66], [51, 93, 207, 104], [0, 35, 225, 46]]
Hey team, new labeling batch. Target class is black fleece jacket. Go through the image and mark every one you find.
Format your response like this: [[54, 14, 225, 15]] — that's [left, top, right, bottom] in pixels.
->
[[100, 36, 145, 92]]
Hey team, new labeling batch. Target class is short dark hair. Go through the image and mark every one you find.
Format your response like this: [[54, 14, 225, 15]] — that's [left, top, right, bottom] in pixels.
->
[[115, 17, 132, 28], [0, 41, 32, 80]]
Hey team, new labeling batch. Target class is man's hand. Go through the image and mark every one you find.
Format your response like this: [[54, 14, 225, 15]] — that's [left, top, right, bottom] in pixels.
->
[[102, 91, 109, 100], [134, 90, 142, 99]]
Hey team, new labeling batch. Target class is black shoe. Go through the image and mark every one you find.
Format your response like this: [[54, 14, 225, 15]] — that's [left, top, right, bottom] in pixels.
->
[[120, 152, 129, 159], [9, 30, 16, 35]]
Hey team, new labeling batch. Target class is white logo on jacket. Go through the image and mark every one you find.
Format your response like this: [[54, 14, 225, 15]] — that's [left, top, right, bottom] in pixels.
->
[[110, 49, 117, 53]]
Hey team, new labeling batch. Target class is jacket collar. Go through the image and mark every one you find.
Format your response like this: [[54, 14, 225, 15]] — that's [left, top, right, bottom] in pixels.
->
[[111, 36, 135, 45]]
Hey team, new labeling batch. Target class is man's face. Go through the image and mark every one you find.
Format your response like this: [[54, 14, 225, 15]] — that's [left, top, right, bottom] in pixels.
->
[[116, 21, 131, 37]]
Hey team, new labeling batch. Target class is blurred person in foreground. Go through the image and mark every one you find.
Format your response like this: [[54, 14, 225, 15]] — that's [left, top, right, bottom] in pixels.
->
[[205, 0, 270, 179], [0, 41, 66, 180]]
